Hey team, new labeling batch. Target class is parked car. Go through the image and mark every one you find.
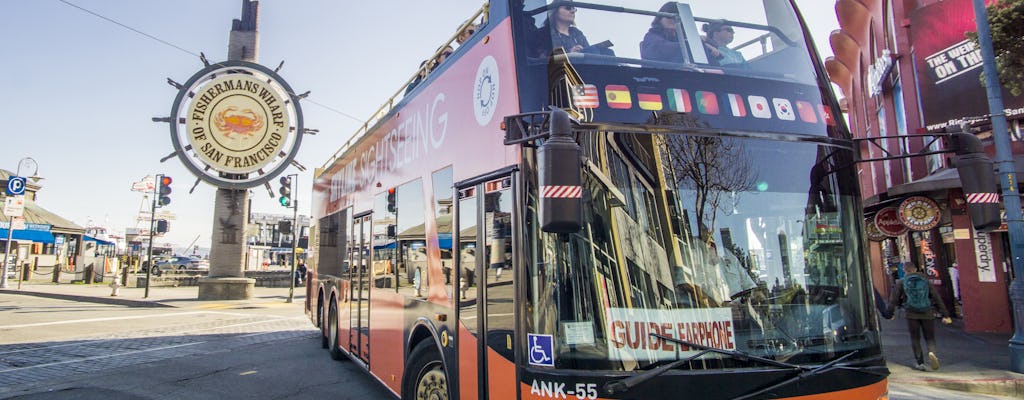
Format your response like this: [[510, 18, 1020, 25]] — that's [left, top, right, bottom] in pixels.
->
[[140, 256, 173, 274], [150, 256, 209, 275]]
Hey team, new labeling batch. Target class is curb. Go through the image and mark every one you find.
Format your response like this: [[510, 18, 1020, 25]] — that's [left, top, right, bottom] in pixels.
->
[[0, 289, 172, 308], [891, 375, 1024, 398]]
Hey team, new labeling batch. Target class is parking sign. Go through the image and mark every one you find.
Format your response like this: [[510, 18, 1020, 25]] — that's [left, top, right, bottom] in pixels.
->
[[6, 176, 26, 196]]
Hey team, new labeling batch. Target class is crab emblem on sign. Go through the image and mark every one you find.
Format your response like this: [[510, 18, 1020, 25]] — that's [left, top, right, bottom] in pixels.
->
[[215, 107, 264, 137]]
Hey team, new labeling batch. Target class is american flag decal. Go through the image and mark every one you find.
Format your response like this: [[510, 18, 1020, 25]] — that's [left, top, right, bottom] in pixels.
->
[[966, 193, 1000, 203], [573, 84, 599, 109], [541, 185, 582, 198]]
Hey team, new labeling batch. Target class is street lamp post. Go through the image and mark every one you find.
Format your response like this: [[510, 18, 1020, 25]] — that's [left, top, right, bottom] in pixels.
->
[[971, 0, 1024, 373], [2, 157, 39, 289]]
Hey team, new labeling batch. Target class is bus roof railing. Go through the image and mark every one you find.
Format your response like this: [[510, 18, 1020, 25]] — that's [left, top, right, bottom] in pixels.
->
[[319, 3, 489, 173]]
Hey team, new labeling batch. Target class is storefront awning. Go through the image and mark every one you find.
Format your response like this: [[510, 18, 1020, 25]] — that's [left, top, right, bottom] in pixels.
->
[[887, 168, 961, 197], [0, 228, 55, 243], [83, 235, 114, 246]]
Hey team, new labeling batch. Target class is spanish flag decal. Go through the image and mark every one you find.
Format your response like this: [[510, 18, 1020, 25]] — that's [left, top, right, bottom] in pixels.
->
[[605, 85, 632, 109]]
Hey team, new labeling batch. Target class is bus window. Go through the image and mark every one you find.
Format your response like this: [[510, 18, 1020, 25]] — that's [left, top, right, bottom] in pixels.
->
[[484, 181, 515, 361], [458, 188, 479, 336], [519, 1, 817, 81], [432, 167, 455, 302], [316, 209, 348, 277], [396, 179, 426, 298], [373, 193, 396, 289]]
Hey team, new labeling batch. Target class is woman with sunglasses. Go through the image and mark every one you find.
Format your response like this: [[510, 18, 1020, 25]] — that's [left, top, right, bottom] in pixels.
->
[[701, 20, 746, 66], [543, 1, 589, 54]]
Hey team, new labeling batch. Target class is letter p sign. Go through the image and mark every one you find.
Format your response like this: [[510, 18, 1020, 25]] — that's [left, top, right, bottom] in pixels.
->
[[6, 176, 25, 196]]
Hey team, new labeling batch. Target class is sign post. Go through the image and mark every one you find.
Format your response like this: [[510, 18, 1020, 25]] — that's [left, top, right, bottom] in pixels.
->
[[2, 171, 29, 289]]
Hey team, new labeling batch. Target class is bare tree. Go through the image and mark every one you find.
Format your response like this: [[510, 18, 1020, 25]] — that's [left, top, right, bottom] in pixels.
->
[[656, 114, 757, 242]]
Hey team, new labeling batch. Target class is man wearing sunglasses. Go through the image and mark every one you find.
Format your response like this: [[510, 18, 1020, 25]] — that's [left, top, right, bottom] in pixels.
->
[[701, 20, 745, 66]]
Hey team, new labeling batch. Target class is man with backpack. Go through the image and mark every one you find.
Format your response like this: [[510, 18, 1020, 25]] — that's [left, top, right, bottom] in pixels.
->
[[886, 261, 952, 371]]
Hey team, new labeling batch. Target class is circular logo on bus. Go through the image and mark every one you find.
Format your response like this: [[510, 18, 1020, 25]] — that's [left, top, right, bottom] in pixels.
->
[[898, 196, 941, 231], [168, 61, 304, 189], [874, 207, 907, 237], [474, 55, 499, 126]]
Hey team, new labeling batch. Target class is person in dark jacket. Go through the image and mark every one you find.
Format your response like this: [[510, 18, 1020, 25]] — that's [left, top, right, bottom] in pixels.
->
[[532, 1, 612, 57], [640, 2, 684, 63], [886, 262, 952, 371]]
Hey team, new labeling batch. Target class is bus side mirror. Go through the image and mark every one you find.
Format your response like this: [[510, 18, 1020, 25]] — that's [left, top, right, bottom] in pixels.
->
[[538, 108, 583, 233], [950, 132, 1001, 232]]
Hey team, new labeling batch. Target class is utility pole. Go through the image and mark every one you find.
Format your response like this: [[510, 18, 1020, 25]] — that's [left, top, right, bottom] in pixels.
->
[[971, 0, 1024, 373], [144, 174, 162, 298], [287, 174, 298, 303]]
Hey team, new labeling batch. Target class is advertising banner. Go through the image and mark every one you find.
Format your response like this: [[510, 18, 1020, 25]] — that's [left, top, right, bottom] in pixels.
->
[[910, 0, 1024, 131], [605, 307, 735, 361]]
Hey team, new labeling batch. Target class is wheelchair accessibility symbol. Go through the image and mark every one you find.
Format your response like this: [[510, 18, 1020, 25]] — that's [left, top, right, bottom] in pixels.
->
[[527, 333, 554, 367]]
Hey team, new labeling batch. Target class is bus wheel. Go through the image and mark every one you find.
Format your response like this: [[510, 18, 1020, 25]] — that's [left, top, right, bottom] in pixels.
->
[[319, 295, 328, 349], [405, 340, 447, 400], [327, 300, 344, 360]]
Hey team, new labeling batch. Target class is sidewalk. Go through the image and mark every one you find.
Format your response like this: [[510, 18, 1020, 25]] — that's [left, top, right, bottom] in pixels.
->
[[1, 279, 1022, 397], [879, 312, 1023, 397], [0, 278, 307, 308]]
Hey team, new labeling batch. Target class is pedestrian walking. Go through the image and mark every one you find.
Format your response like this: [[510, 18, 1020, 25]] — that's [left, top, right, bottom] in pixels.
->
[[295, 261, 307, 286], [886, 261, 952, 371]]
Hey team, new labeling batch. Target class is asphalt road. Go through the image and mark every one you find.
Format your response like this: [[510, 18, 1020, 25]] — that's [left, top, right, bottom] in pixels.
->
[[0, 292, 1018, 400], [0, 292, 393, 400]]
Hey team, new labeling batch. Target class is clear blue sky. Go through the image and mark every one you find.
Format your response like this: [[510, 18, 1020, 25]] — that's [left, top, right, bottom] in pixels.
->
[[0, 0, 839, 251]]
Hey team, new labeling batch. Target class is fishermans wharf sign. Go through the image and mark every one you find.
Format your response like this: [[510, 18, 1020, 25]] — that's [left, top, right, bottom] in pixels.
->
[[165, 60, 304, 189]]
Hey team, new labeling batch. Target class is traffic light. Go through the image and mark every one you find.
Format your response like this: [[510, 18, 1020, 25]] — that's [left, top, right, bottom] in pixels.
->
[[156, 219, 169, 233], [386, 188, 397, 213], [279, 176, 292, 207], [157, 175, 172, 207], [278, 220, 292, 235]]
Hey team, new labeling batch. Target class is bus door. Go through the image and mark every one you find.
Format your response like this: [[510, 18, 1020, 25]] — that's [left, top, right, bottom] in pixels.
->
[[456, 173, 518, 400], [350, 212, 371, 363]]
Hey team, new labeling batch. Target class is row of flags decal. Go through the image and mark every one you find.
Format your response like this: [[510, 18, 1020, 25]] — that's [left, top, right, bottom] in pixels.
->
[[572, 84, 835, 125]]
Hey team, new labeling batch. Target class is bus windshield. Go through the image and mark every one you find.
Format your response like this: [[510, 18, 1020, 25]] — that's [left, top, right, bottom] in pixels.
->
[[524, 132, 878, 371], [520, 0, 819, 82]]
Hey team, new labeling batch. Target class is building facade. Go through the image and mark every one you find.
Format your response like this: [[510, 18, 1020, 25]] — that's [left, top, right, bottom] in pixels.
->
[[827, 0, 1024, 333], [1, 169, 85, 277], [246, 212, 310, 269]]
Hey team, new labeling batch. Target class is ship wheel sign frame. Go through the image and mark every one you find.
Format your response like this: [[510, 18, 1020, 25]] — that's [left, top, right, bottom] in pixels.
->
[[162, 60, 304, 189]]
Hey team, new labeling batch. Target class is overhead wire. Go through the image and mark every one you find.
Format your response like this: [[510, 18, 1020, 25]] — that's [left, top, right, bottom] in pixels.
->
[[56, 0, 364, 124]]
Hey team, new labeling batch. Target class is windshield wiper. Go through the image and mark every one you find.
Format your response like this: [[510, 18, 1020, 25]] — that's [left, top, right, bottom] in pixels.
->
[[730, 351, 858, 400], [604, 333, 805, 395]]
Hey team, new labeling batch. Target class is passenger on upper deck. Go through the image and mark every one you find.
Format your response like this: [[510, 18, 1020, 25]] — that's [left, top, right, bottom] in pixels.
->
[[433, 45, 454, 70], [456, 21, 478, 45], [639, 2, 684, 63], [535, 1, 613, 57], [701, 20, 746, 66], [405, 60, 430, 96]]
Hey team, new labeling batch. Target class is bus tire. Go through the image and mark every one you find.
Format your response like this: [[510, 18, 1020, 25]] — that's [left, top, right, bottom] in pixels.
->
[[319, 294, 328, 349], [327, 299, 345, 361], [404, 340, 448, 400]]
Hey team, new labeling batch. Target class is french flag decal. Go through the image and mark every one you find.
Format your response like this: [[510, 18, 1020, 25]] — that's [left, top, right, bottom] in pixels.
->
[[728, 93, 747, 117]]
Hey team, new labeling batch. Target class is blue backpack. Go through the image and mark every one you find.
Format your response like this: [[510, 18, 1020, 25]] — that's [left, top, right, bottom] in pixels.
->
[[903, 274, 931, 313]]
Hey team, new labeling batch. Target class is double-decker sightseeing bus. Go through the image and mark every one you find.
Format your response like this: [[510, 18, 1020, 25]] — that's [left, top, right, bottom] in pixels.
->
[[306, 1, 891, 399]]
